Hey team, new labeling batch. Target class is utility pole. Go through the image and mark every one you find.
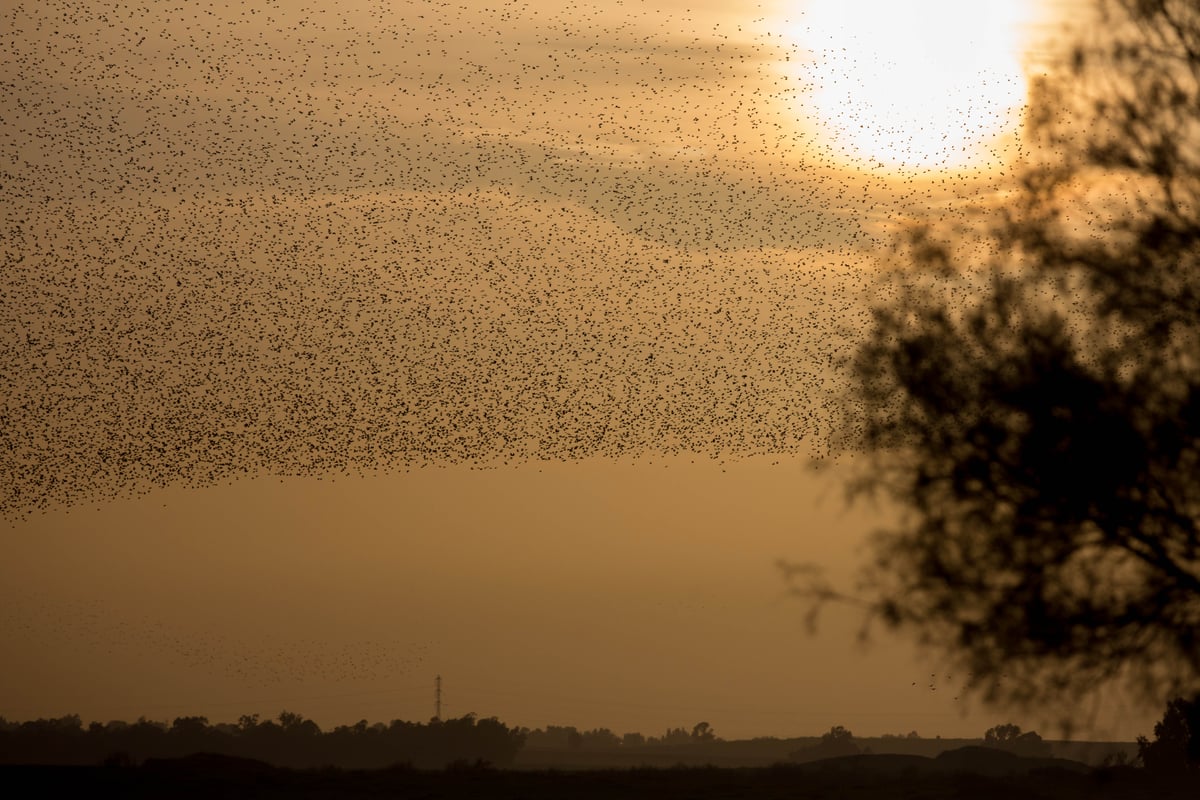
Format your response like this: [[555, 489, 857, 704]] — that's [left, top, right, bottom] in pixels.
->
[[434, 674, 442, 721]]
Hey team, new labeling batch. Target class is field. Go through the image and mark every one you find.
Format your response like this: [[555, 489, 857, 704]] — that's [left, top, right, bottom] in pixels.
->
[[3, 752, 1193, 800]]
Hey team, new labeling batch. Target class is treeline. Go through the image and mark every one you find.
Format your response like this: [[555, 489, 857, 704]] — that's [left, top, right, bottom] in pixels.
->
[[520, 721, 718, 749], [0, 712, 524, 769], [787, 724, 1053, 762], [0, 714, 723, 767]]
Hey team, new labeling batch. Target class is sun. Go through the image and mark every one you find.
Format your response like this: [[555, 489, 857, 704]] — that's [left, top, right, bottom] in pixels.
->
[[790, 0, 1036, 171]]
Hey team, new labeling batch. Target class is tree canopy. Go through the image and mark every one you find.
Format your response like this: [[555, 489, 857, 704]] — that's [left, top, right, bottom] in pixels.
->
[[806, 0, 1200, 715], [1138, 694, 1200, 774]]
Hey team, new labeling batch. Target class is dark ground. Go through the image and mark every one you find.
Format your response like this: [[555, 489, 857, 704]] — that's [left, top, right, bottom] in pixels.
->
[[2, 753, 1194, 800]]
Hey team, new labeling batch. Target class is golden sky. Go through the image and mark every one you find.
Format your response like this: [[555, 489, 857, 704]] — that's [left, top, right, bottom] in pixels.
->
[[1, 0, 1143, 740]]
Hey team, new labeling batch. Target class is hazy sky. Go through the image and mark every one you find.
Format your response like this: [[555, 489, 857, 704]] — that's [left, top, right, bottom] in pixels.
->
[[2, 0, 1144, 740]]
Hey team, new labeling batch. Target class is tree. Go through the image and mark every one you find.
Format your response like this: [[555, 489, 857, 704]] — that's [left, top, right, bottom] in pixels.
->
[[1137, 694, 1200, 774], [277, 710, 320, 736], [984, 724, 1023, 747], [579, 727, 620, 748], [658, 726, 693, 746], [797, 0, 1200, 714], [790, 725, 860, 761], [169, 716, 210, 737], [822, 725, 854, 744], [984, 724, 1050, 757]]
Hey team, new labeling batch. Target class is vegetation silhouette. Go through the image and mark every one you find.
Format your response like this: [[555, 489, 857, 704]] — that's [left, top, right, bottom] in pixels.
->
[[983, 724, 1050, 758], [790, 0, 1200, 717], [789, 725, 861, 762], [518, 721, 719, 752], [1137, 693, 1200, 774], [10, 712, 1200, 798], [0, 711, 524, 769]]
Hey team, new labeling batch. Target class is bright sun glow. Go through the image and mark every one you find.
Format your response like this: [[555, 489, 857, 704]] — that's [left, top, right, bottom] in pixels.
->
[[792, 0, 1037, 171]]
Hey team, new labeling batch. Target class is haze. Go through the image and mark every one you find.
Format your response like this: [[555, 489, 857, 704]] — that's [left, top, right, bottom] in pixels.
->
[[1, 0, 1145, 741]]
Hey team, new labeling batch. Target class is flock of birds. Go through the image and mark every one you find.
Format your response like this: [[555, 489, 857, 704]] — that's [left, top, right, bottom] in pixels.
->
[[0, 1, 1041, 730], [1, 0, 1011, 520]]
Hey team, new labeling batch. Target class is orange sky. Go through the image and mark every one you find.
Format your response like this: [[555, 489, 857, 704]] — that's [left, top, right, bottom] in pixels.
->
[[1, 0, 1146, 740]]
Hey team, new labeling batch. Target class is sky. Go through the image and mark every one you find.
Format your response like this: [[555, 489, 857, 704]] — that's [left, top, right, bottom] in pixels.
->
[[1, 0, 1152, 741]]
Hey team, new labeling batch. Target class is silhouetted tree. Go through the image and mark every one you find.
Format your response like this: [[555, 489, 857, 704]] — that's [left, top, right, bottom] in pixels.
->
[[522, 725, 580, 749], [0, 711, 525, 768], [658, 726, 693, 746], [984, 724, 1022, 747], [691, 721, 716, 742], [277, 710, 320, 737], [1137, 693, 1200, 774], [789, 725, 860, 762], [822, 726, 853, 744], [984, 724, 1050, 757], [883, 730, 921, 741], [794, 0, 1200, 713], [169, 715, 215, 756], [579, 727, 620, 748]]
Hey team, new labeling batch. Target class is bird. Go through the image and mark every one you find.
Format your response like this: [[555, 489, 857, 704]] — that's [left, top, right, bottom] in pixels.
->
[[3, 1, 1019, 716], [6, 0, 1007, 519]]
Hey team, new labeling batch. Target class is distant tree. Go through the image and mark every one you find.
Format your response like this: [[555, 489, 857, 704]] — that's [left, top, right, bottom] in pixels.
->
[[985, 724, 1050, 757], [691, 721, 717, 742], [790, 725, 860, 762], [277, 710, 320, 736], [277, 711, 302, 730], [984, 724, 1023, 747], [460, 715, 526, 766], [0, 711, 528, 769], [523, 724, 581, 749], [168, 715, 214, 756], [823, 725, 854, 744], [170, 715, 210, 736], [880, 730, 921, 740], [126, 716, 169, 756], [791, 0, 1200, 715], [658, 726, 693, 746], [621, 731, 646, 747], [24, 714, 83, 734], [1137, 694, 1200, 774], [579, 727, 620, 748]]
